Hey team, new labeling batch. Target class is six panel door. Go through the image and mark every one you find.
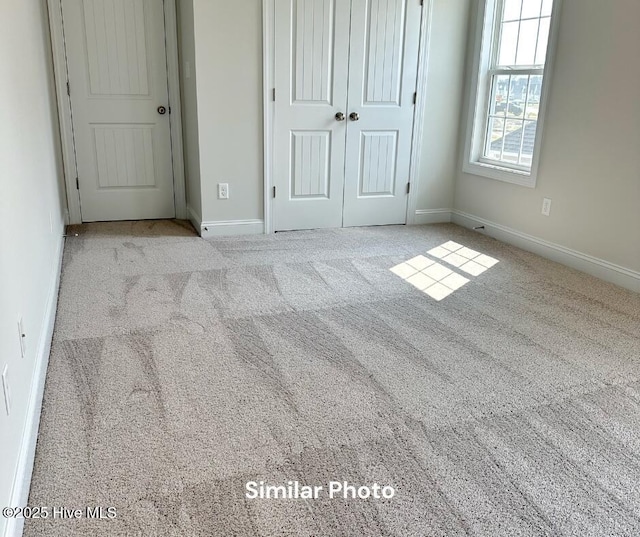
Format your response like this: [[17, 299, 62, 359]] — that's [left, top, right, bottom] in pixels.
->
[[61, 0, 176, 222]]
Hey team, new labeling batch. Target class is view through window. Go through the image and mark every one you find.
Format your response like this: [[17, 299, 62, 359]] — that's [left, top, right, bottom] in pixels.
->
[[483, 0, 553, 168]]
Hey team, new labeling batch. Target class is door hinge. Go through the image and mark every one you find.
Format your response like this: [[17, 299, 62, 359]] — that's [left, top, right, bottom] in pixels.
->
[[420, 0, 424, 6], [76, 177, 79, 190], [66, 81, 70, 96], [407, 182, 411, 194], [273, 186, 276, 198], [413, 92, 417, 105], [272, 88, 276, 102]]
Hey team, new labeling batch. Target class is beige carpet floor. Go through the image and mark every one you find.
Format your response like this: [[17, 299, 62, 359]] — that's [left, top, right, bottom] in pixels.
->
[[24, 221, 640, 537]]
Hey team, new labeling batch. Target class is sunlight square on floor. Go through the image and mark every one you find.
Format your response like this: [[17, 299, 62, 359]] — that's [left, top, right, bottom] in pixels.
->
[[390, 241, 499, 301], [406, 255, 435, 271], [428, 241, 499, 275], [390, 259, 470, 301]]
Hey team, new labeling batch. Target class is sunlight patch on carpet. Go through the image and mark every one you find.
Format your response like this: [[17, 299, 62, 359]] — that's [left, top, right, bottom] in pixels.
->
[[390, 242, 499, 301]]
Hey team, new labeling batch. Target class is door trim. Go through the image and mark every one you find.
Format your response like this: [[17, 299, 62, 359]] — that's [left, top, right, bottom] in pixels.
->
[[262, 0, 275, 234], [406, 0, 433, 225], [47, 0, 187, 224], [262, 0, 432, 233]]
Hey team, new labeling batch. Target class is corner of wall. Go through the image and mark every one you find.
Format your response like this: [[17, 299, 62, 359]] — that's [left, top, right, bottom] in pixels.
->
[[199, 219, 265, 238], [176, 0, 202, 227], [187, 204, 202, 236]]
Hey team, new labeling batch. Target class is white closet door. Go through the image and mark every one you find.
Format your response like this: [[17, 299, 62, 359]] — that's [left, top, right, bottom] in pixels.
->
[[62, 0, 175, 222], [273, 0, 351, 231], [342, 0, 422, 227]]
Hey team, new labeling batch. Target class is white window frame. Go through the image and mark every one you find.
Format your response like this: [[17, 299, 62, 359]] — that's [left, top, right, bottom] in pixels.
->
[[462, 0, 562, 188]]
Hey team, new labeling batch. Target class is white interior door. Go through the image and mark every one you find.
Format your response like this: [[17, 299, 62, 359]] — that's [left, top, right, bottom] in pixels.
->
[[342, 0, 422, 227], [273, 0, 351, 231], [61, 0, 175, 222]]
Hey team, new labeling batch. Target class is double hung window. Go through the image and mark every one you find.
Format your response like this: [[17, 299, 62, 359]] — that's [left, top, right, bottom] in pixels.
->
[[464, 0, 560, 187]]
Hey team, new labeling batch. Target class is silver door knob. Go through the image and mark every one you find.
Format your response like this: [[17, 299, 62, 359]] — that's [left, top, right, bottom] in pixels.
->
[[335, 112, 345, 121], [157, 106, 167, 115], [349, 112, 360, 121]]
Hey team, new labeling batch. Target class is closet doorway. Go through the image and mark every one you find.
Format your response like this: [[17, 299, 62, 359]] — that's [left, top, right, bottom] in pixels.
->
[[265, 0, 427, 231]]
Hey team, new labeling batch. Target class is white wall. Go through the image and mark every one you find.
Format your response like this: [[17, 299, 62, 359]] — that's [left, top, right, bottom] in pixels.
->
[[455, 0, 640, 273], [0, 1, 66, 535]]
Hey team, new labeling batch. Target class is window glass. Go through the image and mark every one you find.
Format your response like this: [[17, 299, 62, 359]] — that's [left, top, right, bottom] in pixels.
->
[[481, 0, 554, 168]]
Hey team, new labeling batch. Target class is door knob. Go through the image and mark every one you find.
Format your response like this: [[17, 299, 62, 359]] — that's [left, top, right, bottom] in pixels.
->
[[335, 112, 346, 121], [157, 106, 167, 115], [349, 112, 360, 121]]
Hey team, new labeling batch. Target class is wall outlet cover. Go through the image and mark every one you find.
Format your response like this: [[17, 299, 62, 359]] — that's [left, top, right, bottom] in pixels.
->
[[542, 198, 552, 216], [218, 183, 229, 200]]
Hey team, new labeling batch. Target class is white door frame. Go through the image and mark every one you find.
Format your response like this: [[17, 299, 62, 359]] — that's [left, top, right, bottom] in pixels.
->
[[47, 0, 187, 224], [262, 0, 433, 234]]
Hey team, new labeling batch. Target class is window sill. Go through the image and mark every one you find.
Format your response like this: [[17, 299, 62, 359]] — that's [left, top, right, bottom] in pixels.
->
[[462, 160, 537, 188]]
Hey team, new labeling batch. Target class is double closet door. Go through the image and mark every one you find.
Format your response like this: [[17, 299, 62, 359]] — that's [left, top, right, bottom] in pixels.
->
[[273, 0, 422, 231]]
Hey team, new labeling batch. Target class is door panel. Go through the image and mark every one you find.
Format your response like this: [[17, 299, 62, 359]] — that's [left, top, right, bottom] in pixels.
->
[[273, 0, 350, 231], [291, 132, 331, 198], [364, 0, 405, 105], [62, 0, 175, 222], [343, 0, 422, 227], [93, 125, 156, 188], [293, 0, 334, 104], [359, 131, 398, 195], [83, 0, 150, 96]]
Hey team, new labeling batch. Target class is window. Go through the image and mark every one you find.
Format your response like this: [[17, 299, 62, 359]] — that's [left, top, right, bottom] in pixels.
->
[[463, 0, 560, 187]]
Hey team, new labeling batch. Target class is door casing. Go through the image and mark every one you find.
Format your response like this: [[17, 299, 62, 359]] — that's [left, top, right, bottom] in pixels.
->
[[47, 0, 187, 225], [263, 0, 433, 234]]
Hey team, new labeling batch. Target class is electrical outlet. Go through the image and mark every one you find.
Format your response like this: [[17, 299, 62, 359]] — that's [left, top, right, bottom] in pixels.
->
[[218, 183, 229, 200], [18, 318, 26, 358], [2, 365, 11, 416], [542, 197, 552, 216]]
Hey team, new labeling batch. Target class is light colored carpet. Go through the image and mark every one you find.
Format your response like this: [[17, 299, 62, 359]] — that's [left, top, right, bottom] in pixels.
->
[[25, 220, 640, 537]]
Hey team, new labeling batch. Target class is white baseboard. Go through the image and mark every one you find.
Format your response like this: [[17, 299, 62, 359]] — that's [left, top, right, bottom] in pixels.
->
[[201, 219, 265, 238], [187, 206, 264, 238], [413, 209, 453, 225], [3, 234, 64, 537], [452, 210, 640, 293]]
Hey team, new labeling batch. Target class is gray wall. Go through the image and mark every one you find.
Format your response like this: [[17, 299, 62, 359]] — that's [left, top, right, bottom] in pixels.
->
[[177, 0, 202, 222], [455, 0, 640, 271], [0, 0, 66, 531], [192, 0, 264, 224], [182, 0, 470, 224], [417, 0, 470, 212]]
